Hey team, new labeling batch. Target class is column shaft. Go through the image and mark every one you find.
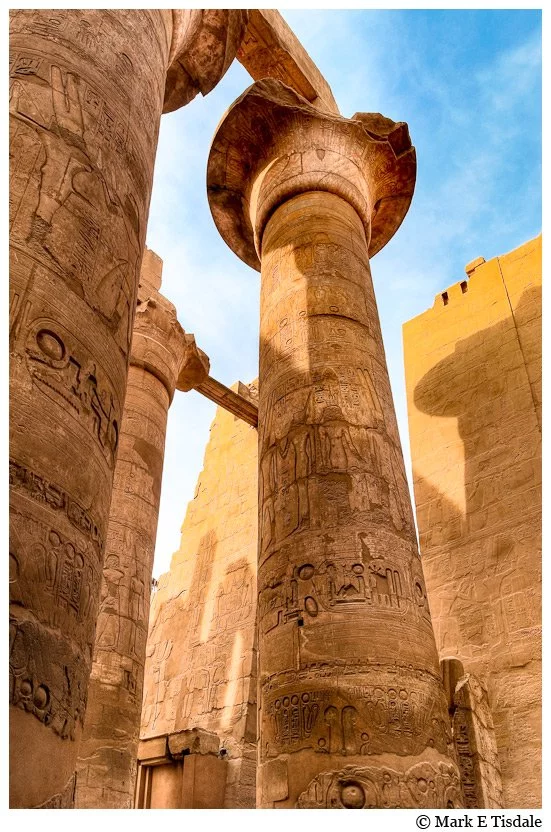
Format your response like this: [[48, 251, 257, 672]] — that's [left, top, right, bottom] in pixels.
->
[[9, 9, 171, 807], [75, 363, 170, 807], [74, 265, 210, 807], [257, 192, 459, 808]]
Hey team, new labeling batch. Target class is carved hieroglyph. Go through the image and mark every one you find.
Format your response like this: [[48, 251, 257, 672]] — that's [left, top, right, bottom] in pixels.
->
[[74, 251, 209, 808], [452, 675, 503, 809], [140, 390, 259, 808], [9, 8, 246, 808], [403, 237, 542, 807], [207, 79, 461, 808]]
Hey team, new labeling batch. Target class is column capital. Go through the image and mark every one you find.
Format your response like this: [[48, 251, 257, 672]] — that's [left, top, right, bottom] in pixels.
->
[[131, 282, 209, 401], [164, 10, 249, 113], [207, 78, 416, 271]]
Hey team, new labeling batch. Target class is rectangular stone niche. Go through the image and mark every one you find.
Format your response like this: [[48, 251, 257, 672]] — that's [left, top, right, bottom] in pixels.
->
[[135, 729, 227, 809]]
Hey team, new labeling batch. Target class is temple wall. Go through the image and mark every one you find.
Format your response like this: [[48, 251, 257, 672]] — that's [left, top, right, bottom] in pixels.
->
[[403, 235, 542, 808], [140, 387, 258, 808], [140, 236, 541, 809]]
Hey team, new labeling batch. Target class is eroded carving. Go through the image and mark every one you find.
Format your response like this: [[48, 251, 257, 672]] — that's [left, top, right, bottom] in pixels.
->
[[262, 680, 451, 760], [10, 615, 88, 741], [296, 761, 462, 808], [9, 460, 103, 552], [25, 319, 120, 461]]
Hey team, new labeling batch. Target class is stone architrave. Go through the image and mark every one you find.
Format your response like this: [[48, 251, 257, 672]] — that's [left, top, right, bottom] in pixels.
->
[[9, 8, 247, 808], [74, 252, 209, 808], [207, 79, 462, 809]]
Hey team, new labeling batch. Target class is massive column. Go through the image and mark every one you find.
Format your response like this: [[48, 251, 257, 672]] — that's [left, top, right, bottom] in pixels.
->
[[9, 9, 247, 808], [207, 79, 462, 809], [74, 250, 209, 808]]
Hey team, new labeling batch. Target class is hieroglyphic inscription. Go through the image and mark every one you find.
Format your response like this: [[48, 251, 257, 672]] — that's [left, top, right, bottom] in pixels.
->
[[9, 460, 103, 553], [254, 190, 454, 803], [296, 761, 462, 808], [10, 514, 101, 648], [258, 366, 414, 556], [24, 319, 120, 462], [9, 8, 172, 808], [455, 714, 478, 807], [9, 48, 148, 358], [9, 615, 88, 741], [259, 530, 431, 637], [262, 681, 451, 759], [452, 675, 504, 808]]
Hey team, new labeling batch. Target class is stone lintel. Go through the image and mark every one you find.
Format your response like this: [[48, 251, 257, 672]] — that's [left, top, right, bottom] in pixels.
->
[[237, 9, 339, 115], [168, 727, 221, 759], [135, 730, 227, 808], [195, 376, 259, 427], [137, 735, 170, 767], [138, 728, 221, 766]]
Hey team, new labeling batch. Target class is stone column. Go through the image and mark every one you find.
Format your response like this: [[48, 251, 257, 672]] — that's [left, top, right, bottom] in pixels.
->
[[9, 9, 247, 808], [207, 79, 462, 809], [75, 250, 209, 808]]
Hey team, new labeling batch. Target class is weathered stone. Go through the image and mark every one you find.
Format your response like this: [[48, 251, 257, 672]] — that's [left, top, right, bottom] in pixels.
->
[[135, 747, 227, 809], [237, 10, 339, 114], [9, 8, 247, 807], [452, 674, 503, 809], [195, 375, 259, 426], [403, 235, 542, 808], [296, 761, 462, 808], [140, 390, 258, 808], [137, 735, 169, 765], [74, 255, 210, 808], [207, 78, 416, 271], [9, 9, 170, 808], [164, 10, 249, 113], [140, 247, 163, 291], [176, 343, 210, 392], [168, 727, 221, 758], [207, 78, 460, 808], [465, 256, 486, 276]]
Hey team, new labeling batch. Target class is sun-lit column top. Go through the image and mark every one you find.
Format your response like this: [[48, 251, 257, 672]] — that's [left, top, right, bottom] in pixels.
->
[[207, 78, 416, 270]]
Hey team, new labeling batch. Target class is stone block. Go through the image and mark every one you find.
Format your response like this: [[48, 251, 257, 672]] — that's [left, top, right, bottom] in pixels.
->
[[465, 256, 486, 275]]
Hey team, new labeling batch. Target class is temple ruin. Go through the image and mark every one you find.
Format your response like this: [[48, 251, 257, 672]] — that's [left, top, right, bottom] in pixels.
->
[[9, 9, 541, 810]]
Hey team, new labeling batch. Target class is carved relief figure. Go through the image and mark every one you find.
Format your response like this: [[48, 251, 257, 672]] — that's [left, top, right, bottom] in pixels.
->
[[96, 554, 124, 649]]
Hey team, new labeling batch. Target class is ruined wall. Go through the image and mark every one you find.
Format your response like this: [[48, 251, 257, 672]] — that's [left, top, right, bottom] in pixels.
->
[[403, 235, 542, 808], [140, 387, 258, 808]]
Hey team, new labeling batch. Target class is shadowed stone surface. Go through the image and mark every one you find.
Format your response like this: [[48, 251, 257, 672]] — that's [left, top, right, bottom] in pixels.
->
[[452, 674, 503, 808], [9, 8, 247, 808], [140, 391, 259, 808], [207, 78, 461, 809], [74, 250, 209, 808], [164, 10, 249, 113], [404, 236, 542, 808]]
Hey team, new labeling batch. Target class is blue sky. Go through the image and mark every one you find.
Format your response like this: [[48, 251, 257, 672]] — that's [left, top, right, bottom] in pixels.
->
[[147, 9, 542, 579]]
